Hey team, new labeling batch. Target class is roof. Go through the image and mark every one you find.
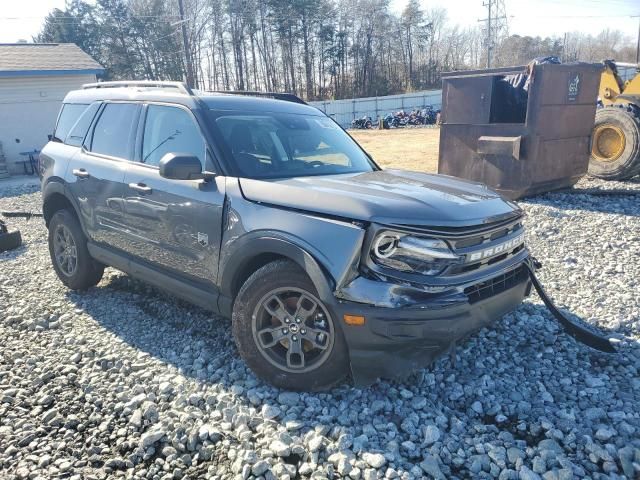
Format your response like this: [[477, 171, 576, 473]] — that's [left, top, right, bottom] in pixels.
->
[[63, 85, 322, 116], [0, 43, 104, 77]]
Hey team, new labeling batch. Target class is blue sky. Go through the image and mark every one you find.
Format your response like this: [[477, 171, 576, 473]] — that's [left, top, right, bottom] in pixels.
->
[[391, 0, 639, 39], [0, 0, 638, 43]]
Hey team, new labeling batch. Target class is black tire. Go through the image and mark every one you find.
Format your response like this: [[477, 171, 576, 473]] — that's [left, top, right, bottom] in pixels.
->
[[0, 230, 22, 253], [232, 260, 349, 391], [48, 209, 104, 290], [589, 105, 640, 180]]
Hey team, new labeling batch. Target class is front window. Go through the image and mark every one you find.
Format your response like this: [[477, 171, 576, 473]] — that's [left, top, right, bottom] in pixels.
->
[[209, 111, 376, 179], [142, 105, 206, 167]]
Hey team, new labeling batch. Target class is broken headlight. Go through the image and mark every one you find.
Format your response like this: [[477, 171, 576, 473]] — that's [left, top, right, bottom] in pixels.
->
[[371, 231, 459, 276]]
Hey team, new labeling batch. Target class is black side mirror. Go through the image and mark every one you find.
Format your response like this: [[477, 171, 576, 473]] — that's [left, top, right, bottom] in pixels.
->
[[159, 153, 204, 180]]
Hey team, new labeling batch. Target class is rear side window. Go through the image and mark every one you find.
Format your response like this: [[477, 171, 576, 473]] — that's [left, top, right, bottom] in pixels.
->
[[90, 103, 139, 159], [54, 104, 88, 143], [66, 103, 100, 147]]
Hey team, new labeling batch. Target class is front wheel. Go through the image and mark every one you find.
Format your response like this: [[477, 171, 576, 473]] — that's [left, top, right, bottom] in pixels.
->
[[232, 260, 349, 391]]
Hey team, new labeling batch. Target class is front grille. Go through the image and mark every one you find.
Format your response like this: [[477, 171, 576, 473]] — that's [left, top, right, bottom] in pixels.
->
[[464, 264, 528, 304], [448, 241, 526, 275], [448, 221, 523, 250], [441, 218, 525, 276], [387, 213, 526, 279]]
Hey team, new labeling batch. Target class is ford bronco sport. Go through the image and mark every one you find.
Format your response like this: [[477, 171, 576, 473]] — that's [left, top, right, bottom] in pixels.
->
[[40, 81, 533, 391]]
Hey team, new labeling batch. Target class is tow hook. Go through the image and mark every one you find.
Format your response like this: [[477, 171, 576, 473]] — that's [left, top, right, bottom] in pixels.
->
[[526, 257, 616, 353]]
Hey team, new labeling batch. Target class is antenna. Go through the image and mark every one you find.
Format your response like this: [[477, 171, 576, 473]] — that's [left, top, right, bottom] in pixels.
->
[[478, 0, 509, 68]]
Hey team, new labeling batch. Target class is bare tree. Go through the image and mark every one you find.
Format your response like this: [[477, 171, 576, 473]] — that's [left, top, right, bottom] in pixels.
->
[[37, 0, 637, 99]]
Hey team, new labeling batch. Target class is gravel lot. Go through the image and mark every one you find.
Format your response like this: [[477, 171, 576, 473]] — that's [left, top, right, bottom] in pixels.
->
[[1, 177, 639, 480]]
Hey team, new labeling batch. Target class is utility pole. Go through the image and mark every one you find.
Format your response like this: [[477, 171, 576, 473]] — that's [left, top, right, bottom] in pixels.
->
[[634, 15, 640, 64], [487, 1, 492, 67], [479, 0, 509, 68], [177, 0, 195, 88]]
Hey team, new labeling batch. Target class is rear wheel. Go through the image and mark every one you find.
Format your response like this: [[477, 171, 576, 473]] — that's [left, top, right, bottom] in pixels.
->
[[232, 260, 349, 391], [589, 105, 640, 180], [48, 209, 104, 290]]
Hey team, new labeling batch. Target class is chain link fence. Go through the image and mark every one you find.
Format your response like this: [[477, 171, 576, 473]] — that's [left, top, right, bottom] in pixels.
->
[[310, 89, 442, 128]]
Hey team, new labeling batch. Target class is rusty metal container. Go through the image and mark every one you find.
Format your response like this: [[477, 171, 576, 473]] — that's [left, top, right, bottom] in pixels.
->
[[437, 62, 602, 199]]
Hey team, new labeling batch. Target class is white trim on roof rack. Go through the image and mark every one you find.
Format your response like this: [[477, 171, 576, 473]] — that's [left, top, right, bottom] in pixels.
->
[[82, 80, 193, 96]]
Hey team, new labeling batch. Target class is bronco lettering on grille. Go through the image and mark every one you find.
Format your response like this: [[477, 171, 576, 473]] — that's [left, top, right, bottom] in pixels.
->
[[467, 233, 525, 262]]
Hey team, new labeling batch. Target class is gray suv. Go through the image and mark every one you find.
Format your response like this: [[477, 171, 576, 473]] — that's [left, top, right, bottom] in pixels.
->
[[40, 81, 531, 391]]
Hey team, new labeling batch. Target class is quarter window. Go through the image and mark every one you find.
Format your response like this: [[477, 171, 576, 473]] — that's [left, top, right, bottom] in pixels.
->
[[142, 105, 205, 167], [54, 104, 88, 143], [91, 103, 139, 159], [66, 103, 100, 147]]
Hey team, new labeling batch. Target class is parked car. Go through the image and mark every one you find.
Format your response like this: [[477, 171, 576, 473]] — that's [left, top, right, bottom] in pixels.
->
[[39, 81, 531, 390]]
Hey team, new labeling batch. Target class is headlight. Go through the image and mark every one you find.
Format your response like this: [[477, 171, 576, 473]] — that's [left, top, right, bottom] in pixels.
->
[[371, 231, 459, 276]]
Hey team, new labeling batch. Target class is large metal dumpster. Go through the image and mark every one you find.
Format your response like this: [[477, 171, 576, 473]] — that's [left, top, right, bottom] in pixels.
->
[[437, 62, 602, 199]]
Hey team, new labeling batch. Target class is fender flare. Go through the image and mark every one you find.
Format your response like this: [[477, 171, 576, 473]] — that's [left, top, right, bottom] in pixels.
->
[[41, 180, 85, 232], [42, 178, 66, 200], [219, 233, 336, 307]]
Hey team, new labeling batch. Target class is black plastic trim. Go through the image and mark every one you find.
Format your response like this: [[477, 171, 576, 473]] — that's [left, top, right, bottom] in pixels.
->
[[87, 243, 220, 313]]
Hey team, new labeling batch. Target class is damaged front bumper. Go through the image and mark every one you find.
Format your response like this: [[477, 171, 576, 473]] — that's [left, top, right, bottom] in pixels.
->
[[331, 255, 532, 386], [329, 253, 615, 386]]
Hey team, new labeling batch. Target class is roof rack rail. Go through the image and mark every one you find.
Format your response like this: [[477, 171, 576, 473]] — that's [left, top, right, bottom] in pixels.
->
[[82, 80, 194, 96], [209, 90, 307, 105]]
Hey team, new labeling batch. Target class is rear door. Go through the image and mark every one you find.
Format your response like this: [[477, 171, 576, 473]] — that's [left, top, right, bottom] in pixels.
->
[[65, 102, 140, 250], [120, 103, 225, 287]]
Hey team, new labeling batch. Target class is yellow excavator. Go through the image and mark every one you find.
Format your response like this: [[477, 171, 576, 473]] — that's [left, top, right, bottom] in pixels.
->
[[589, 60, 640, 180]]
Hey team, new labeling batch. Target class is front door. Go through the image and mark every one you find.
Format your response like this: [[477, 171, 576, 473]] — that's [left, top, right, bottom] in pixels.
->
[[121, 104, 225, 287], [65, 102, 140, 250]]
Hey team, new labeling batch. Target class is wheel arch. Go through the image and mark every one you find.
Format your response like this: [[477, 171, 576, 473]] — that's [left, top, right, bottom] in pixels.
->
[[218, 235, 336, 317], [42, 181, 80, 228]]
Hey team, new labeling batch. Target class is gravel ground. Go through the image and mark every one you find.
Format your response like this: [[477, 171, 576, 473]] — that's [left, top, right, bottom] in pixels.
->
[[1, 177, 639, 480]]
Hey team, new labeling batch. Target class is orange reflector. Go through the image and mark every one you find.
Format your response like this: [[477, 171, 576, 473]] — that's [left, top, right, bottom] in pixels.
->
[[343, 314, 365, 326]]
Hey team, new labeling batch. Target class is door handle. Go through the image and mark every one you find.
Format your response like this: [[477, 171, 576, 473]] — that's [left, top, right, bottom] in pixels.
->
[[128, 182, 153, 194], [72, 168, 90, 179]]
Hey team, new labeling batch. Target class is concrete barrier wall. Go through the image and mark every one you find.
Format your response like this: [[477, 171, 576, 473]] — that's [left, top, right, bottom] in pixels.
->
[[310, 89, 442, 128]]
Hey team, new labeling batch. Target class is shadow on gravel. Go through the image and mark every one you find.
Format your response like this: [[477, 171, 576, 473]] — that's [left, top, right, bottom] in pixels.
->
[[64, 273, 242, 385], [59, 270, 640, 478], [0, 183, 40, 200], [0, 242, 29, 260], [64, 271, 632, 396]]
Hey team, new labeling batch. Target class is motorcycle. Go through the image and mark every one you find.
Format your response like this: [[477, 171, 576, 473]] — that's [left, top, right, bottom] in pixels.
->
[[351, 116, 373, 129]]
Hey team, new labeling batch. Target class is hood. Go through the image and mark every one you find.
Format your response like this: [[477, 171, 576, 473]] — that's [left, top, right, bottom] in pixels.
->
[[239, 169, 521, 227]]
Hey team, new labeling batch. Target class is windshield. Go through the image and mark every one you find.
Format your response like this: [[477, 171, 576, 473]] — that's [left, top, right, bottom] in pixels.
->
[[208, 110, 376, 179]]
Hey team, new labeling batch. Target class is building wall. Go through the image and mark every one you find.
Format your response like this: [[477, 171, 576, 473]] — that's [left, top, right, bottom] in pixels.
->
[[0, 73, 96, 175], [310, 89, 442, 128]]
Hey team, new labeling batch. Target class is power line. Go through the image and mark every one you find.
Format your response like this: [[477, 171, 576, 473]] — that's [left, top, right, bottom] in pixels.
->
[[478, 0, 509, 68]]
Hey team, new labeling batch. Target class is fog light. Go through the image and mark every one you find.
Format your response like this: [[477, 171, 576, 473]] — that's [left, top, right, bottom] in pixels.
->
[[343, 314, 365, 326]]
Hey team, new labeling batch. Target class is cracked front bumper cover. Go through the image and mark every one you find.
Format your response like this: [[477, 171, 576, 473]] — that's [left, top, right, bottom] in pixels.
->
[[332, 264, 532, 386], [525, 262, 616, 353], [331, 258, 616, 386]]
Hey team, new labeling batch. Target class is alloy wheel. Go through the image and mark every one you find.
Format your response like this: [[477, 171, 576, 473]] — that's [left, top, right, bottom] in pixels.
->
[[251, 287, 334, 373], [53, 224, 78, 276]]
